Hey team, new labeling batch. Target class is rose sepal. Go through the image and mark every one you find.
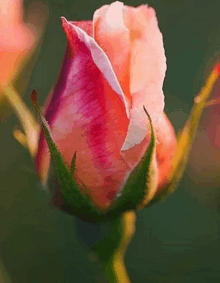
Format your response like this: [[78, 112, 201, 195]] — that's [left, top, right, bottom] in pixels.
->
[[31, 90, 157, 223], [150, 62, 220, 205], [106, 106, 157, 216], [31, 90, 103, 223]]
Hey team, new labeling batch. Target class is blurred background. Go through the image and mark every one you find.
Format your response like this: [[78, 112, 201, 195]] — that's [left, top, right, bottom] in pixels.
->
[[1, 0, 220, 282]]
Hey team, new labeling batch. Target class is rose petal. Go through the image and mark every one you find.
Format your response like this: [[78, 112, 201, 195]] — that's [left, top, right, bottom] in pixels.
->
[[1, 0, 22, 25], [0, 0, 35, 84], [63, 18, 130, 117], [122, 5, 166, 151], [121, 112, 176, 192], [36, 19, 130, 208], [124, 5, 166, 94], [121, 83, 164, 151], [93, 1, 131, 105], [155, 113, 177, 191], [70, 21, 93, 36]]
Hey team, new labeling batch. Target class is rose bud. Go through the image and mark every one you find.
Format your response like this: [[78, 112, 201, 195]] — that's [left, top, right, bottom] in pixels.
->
[[34, 1, 176, 222]]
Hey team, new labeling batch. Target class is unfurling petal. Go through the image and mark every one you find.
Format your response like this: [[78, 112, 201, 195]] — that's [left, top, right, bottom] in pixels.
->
[[37, 19, 131, 208], [36, 2, 176, 213], [122, 5, 166, 151]]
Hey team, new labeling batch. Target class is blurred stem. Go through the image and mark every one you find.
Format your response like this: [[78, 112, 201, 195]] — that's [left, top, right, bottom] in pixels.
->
[[102, 211, 136, 283], [76, 211, 136, 283], [104, 254, 130, 283], [0, 256, 12, 283], [2, 84, 39, 157]]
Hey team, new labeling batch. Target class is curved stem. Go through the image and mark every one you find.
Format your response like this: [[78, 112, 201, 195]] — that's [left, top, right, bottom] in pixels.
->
[[104, 254, 130, 283], [103, 211, 136, 283], [76, 211, 136, 283]]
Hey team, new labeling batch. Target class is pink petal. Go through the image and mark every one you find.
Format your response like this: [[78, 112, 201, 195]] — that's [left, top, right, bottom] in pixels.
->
[[93, 1, 131, 105], [36, 19, 130, 208], [155, 113, 177, 191], [0, 0, 36, 84], [124, 5, 166, 94], [64, 18, 130, 117], [69, 21, 93, 36], [121, 112, 176, 193], [122, 5, 166, 151], [1, 0, 22, 25]]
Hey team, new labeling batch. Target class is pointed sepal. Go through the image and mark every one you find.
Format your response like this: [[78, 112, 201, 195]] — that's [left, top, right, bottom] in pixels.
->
[[151, 62, 220, 205], [31, 90, 104, 223], [32, 91, 158, 222], [105, 106, 157, 219]]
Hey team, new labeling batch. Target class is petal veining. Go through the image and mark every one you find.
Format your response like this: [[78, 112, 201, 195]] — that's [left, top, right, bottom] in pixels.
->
[[63, 18, 130, 117], [36, 18, 131, 208]]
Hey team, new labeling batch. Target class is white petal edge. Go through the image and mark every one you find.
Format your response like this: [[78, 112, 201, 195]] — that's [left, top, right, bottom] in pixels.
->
[[121, 84, 164, 151], [93, 1, 128, 35], [61, 17, 130, 118]]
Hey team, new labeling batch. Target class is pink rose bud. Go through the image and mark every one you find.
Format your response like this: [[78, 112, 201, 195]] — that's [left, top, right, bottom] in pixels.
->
[[35, 2, 176, 218]]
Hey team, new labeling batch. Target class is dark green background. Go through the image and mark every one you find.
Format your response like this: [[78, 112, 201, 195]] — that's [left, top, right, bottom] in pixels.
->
[[1, 0, 220, 282]]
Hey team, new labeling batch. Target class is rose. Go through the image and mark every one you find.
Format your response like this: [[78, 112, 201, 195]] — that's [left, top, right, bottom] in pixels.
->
[[36, 1, 176, 212], [0, 0, 36, 85]]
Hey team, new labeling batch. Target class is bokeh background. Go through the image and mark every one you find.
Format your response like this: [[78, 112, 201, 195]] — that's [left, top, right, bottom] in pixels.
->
[[1, 0, 220, 282]]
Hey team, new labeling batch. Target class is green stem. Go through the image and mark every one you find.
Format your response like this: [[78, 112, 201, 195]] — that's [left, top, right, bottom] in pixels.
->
[[76, 211, 136, 283], [104, 254, 130, 283], [2, 84, 39, 157], [103, 211, 136, 283]]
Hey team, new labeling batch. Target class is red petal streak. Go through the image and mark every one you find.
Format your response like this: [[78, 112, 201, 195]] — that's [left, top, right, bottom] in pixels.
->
[[36, 19, 130, 208], [69, 21, 93, 36]]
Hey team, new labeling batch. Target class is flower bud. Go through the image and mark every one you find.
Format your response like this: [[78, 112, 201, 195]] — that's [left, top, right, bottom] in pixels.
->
[[34, 2, 176, 222]]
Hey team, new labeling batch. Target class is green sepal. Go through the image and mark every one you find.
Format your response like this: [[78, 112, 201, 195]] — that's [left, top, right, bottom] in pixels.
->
[[75, 211, 136, 282], [31, 90, 104, 223], [75, 213, 124, 262], [150, 66, 220, 206], [105, 106, 157, 220], [32, 90, 157, 223]]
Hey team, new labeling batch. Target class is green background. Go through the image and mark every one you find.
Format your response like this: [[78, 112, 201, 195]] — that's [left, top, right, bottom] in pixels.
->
[[1, 0, 220, 282]]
